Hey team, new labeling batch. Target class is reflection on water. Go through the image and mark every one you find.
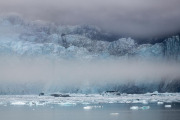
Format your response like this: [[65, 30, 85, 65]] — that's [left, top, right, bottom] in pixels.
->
[[0, 103, 180, 120]]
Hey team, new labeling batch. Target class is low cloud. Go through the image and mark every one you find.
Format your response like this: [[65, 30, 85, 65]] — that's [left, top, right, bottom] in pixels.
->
[[0, 0, 180, 39], [0, 56, 180, 88]]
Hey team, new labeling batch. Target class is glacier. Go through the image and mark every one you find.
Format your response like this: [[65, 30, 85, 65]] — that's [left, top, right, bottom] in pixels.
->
[[0, 15, 180, 60], [0, 15, 180, 94]]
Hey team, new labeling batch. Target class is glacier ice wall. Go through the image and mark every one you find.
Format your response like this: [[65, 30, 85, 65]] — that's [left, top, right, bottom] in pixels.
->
[[0, 15, 180, 94]]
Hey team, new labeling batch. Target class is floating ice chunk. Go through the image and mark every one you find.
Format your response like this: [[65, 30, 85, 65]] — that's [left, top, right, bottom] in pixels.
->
[[0, 102, 4, 105], [153, 91, 159, 94], [28, 101, 36, 106], [130, 106, 139, 110], [83, 106, 93, 110], [11, 101, 26, 105], [83, 105, 102, 110], [110, 113, 119, 116], [157, 102, 164, 105], [82, 102, 90, 105], [33, 101, 46, 106], [125, 101, 131, 103], [132, 100, 140, 103], [58, 102, 76, 106], [142, 100, 148, 104], [150, 99, 158, 103], [165, 105, 171, 108], [93, 106, 103, 108], [108, 101, 114, 103], [141, 106, 150, 110]]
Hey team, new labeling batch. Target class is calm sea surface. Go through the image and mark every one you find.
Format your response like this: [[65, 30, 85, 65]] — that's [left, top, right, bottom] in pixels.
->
[[0, 103, 180, 120]]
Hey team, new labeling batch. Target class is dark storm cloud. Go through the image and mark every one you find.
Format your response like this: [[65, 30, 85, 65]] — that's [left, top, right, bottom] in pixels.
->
[[0, 0, 180, 38]]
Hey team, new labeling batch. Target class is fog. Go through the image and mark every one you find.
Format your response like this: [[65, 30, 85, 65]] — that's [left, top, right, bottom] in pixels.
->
[[0, 56, 179, 88], [0, 0, 180, 39]]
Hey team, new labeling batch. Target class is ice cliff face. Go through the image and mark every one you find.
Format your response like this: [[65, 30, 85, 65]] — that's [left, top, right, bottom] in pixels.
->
[[164, 36, 180, 60], [0, 15, 180, 94], [0, 15, 180, 61], [0, 16, 136, 59]]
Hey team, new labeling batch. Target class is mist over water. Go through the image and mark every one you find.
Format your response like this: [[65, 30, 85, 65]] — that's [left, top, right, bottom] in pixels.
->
[[0, 56, 180, 93]]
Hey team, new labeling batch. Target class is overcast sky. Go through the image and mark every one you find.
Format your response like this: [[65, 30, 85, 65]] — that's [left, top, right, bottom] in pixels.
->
[[0, 0, 180, 39]]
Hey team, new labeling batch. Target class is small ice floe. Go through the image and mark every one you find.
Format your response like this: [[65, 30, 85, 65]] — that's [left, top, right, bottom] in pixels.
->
[[108, 101, 115, 103], [32, 101, 47, 106], [140, 106, 150, 110], [28, 101, 36, 106], [150, 99, 158, 103], [82, 102, 90, 105], [83, 105, 102, 110], [142, 100, 148, 104], [110, 113, 119, 116], [0, 102, 4, 104], [11, 101, 26, 105], [125, 100, 131, 103], [152, 91, 159, 95], [93, 105, 103, 108], [83, 106, 93, 110], [130, 106, 139, 110], [165, 105, 171, 108], [157, 102, 164, 105], [132, 100, 140, 103], [58, 102, 76, 107]]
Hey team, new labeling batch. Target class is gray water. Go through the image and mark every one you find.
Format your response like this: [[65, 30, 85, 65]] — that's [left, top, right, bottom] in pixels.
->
[[0, 103, 180, 120]]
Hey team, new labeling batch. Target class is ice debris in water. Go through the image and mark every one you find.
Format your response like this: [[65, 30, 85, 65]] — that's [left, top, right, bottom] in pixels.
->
[[130, 106, 139, 110], [165, 105, 171, 108], [0, 93, 179, 107], [11, 101, 26, 105], [140, 106, 150, 110], [83, 106, 93, 110], [142, 100, 148, 104], [157, 102, 164, 105], [130, 106, 150, 110], [110, 113, 119, 116], [58, 102, 76, 106], [83, 105, 102, 110]]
